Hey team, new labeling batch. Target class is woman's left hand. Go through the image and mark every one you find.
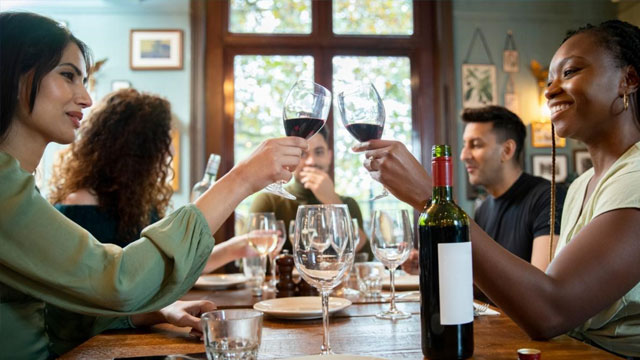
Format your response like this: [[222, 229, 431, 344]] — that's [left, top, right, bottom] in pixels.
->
[[160, 300, 217, 338]]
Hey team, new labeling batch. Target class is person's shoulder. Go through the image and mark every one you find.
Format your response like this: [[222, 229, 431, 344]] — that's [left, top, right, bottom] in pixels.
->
[[249, 191, 282, 212], [60, 189, 99, 205]]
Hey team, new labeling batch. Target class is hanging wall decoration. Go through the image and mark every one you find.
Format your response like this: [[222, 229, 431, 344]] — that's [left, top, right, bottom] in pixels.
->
[[504, 74, 519, 114], [462, 28, 497, 108], [503, 30, 519, 73]]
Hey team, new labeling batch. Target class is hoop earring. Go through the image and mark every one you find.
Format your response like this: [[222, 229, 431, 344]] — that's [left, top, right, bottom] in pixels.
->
[[623, 93, 629, 111]]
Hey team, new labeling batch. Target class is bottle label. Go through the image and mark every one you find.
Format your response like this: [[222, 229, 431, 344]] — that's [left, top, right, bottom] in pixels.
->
[[432, 156, 452, 187], [437, 242, 473, 324]]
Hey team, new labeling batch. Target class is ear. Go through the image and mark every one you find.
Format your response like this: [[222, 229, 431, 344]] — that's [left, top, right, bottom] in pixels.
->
[[620, 65, 639, 95], [501, 139, 517, 163]]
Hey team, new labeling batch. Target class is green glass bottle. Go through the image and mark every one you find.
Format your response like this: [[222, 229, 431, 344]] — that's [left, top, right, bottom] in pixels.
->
[[419, 145, 474, 359]]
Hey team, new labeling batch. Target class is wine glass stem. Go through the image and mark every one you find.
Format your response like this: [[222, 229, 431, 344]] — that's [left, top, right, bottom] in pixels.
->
[[260, 255, 267, 287], [389, 267, 398, 312], [321, 290, 331, 354], [270, 255, 276, 284]]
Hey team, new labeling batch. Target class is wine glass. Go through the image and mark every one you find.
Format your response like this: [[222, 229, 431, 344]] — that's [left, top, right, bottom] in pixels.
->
[[246, 212, 278, 294], [370, 209, 412, 320], [336, 82, 388, 200], [267, 219, 287, 289], [264, 80, 332, 200], [293, 204, 354, 355]]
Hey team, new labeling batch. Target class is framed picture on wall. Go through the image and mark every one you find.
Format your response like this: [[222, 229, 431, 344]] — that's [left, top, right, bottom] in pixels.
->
[[130, 29, 183, 70], [461, 64, 497, 108], [532, 154, 568, 183], [531, 121, 566, 148], [574, 149, 593, 175]]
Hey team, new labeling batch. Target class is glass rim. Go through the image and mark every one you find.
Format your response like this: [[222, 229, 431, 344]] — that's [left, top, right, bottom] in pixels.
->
[[297, 204, 349, 210], [291, 79, 331, 96], [201, 309, 263, 321]]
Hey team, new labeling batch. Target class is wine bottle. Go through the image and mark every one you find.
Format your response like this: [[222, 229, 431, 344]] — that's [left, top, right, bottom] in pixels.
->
[[419, 145, 473, 359], [190, 153, 221, 202]]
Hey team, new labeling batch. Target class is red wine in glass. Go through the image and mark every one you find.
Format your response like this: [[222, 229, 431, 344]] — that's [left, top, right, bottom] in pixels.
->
[[284, 117, 326, 139], [264, 80, 332, 200], [344, 123, 383, 142], [337, 82, 389, 200]]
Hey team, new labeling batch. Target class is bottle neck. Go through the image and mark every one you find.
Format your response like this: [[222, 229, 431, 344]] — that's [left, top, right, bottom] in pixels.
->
[[432, 156, 454, 202], [201, 173, 214, 183]]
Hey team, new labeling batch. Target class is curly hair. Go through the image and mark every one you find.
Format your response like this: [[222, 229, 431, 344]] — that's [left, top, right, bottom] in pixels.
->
[[49, 89, 174, 243]]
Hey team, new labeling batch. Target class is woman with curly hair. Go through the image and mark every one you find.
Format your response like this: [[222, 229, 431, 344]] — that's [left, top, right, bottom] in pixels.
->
[[49, 88, 174, 246]]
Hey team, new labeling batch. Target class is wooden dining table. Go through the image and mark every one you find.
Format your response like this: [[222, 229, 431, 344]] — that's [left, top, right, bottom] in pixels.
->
[[60, 282, 622, 359]]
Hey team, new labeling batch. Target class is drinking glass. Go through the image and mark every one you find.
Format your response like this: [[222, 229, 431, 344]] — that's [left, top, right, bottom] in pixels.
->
[[267, 219, 287, 289], [337, 82, 388, 200], [370, 209, 413, 320], [293, 204, 355, 354], [242, 255, 266, 297], [246, 212, 278, 293], [264, 80, 332, 200], [201, 309, 263, 360], [340, 218, 363, 296], [288, 219, 296, 248]]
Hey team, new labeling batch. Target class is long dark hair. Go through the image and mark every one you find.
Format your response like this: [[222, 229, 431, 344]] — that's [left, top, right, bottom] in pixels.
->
[[49, 89, 174, 243], [0, 12, 93, 143]]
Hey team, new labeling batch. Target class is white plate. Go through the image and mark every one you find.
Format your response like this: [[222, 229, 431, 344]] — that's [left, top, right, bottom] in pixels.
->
[[253, 296, 351, 320], [194, 273, 247, 290], [382, 274, 419, 290], [285, 355, 387, 360]]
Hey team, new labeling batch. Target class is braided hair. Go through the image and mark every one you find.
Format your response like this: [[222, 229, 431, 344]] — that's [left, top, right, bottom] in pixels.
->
[[547, 20, 640, 261]]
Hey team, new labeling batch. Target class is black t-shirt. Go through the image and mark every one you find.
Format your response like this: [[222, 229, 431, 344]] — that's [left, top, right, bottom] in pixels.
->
[[474, 172, 566, 262]]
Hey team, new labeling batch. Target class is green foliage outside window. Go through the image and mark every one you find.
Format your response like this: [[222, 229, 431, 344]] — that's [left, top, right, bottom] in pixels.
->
[[229, 0, 311, 34], [333, 0, 413, 35]]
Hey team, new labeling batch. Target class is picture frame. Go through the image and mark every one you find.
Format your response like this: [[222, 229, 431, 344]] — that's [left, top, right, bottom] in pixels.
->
[[503, 50, 519, 73], [574, 149, 593, 175], [532, 154, 568, 183], [111, 80, 131, 92], [462, 64, 497, 108], [531, 121, 566, 148], [130, 29, 183, 70]]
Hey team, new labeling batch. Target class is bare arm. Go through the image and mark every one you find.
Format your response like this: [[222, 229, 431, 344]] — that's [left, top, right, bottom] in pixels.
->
[[530, 235, 554, 271], [352, 140, 431, 211], [201, 235, 258, 274], [354, 140, 640, 339], [473, 208, 640, 339], [195, 137, 307, 234]]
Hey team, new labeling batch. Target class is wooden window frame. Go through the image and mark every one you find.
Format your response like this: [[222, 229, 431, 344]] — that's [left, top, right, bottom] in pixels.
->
[[191, 0, 455, 244]]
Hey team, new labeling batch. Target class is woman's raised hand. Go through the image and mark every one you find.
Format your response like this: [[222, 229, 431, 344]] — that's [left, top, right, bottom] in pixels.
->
[[235, 137, 308, 193], [352, 139, 432, 210]]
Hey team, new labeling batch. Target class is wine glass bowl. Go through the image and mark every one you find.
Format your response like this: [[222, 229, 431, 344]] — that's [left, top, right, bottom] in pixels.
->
[[336, 82, 389, 200], [293, 204, 354, 354], [370, 209, 413, 320], [246, 212, 278, 295], [264, 80, 332, 200]]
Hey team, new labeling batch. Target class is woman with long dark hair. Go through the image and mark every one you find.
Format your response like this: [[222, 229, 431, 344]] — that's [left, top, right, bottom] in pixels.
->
[[0, 12, 306, 359]]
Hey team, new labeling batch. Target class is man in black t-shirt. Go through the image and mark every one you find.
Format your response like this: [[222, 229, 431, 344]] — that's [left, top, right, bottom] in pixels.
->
[[460, 106, 565, 271]]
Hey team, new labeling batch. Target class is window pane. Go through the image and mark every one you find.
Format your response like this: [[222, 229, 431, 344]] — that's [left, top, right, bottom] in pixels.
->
[[233, 55, 314, 217], [229, 0, 311, 34], [332, 56, 414, 224], [333, 0, 413, 35]]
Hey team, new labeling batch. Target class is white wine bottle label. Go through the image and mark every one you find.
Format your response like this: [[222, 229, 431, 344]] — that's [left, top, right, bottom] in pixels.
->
[[438, 242, 473, 325]]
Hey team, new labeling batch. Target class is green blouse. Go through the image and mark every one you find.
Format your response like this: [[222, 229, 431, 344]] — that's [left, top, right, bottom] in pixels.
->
[[0, 152, 214, 359]]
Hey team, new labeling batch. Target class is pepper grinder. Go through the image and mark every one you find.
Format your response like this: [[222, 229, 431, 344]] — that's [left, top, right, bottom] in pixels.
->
[[275, 250, 296, 298]]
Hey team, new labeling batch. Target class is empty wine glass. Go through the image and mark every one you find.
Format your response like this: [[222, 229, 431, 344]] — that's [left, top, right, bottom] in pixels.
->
[[267, 219, 287, 289], [337, 82, 388, 200], [246, 212, 278, 294], [370, 209, 412, 320], [293, 204, 354, 355], [264, 80, 332, 200]]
